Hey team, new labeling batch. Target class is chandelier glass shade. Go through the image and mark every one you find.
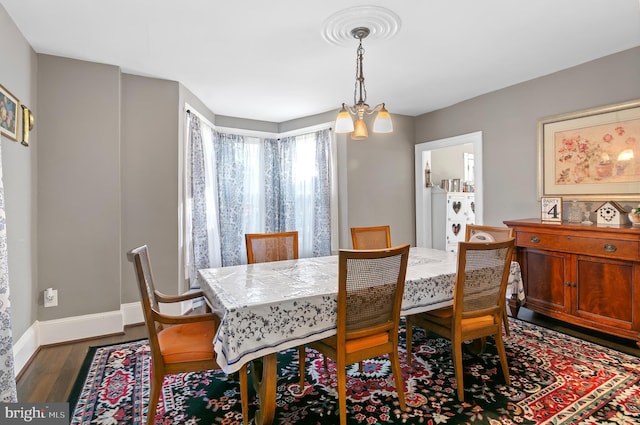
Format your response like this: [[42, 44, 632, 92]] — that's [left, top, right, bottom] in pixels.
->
[[334, 27, 392, 140]]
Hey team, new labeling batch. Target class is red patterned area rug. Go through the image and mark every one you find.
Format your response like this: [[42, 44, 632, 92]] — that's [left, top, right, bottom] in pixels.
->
[[69, 318, 640, 424]]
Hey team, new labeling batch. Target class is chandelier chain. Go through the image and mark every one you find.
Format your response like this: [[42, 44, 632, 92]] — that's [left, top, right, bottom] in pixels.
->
[[334, 25, 393, 138], [354, 40, 367, 107]]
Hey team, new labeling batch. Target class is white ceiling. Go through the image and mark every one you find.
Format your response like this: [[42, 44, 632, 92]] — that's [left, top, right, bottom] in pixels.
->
[[2, 0, 640, 123]]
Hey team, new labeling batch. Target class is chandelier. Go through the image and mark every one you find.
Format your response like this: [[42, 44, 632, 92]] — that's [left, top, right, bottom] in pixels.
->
[[334, 27, 392, 140]]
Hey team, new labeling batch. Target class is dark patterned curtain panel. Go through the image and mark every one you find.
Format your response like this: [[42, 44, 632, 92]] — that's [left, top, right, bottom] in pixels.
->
[[264, 137, 296, 233], [213, 131, 248, 266], [312, 129, 332, 257]]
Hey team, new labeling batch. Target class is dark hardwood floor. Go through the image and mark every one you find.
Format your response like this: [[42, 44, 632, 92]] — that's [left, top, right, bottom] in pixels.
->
[[16, 323, 148, 403], [16, 309, 640, 404]]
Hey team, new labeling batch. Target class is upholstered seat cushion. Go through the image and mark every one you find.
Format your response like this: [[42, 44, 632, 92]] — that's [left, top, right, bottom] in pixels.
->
[[317, 333, 389, 353], [421, 307, 496, 333], [157, 320, 216, 363]]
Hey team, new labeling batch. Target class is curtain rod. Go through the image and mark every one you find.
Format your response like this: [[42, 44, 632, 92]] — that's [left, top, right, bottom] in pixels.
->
[[185, 103, 332, 139], [216, 122, 333, 140], [184, 103, 215, 130]]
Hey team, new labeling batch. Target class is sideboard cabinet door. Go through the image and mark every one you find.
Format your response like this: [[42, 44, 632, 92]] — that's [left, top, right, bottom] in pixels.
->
[[574, 255, 634, 328], [521, 249, 570, 314]]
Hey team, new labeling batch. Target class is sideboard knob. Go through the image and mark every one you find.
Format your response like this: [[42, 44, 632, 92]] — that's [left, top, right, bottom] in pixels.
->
[[530, 236, 540, 243], [604, 244, 617, 252]]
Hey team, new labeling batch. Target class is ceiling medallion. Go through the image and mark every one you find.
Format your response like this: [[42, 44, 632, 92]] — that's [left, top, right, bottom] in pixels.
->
[[321, 5, 401, 46]]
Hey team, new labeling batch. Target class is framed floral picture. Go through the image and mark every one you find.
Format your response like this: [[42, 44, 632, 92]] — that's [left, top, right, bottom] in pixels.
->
[[0, 84, 19, 141], [538, 99, 640, 200]]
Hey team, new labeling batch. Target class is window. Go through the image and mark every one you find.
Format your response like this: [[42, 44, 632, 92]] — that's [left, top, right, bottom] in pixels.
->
[[185, 110, 335, 287]]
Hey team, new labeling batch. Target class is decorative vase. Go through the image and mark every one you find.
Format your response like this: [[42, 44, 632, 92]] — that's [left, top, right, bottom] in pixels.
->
[[629, 213, 640, 226], [596, 162, 613, 178], [567, 200, 582, 223]]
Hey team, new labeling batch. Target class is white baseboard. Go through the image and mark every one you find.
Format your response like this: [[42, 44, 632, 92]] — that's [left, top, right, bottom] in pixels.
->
[[14, 302, 145, 376], [12, 325, 38, 377], [39, 310, 125, 346], [121, 302, 144, 326]]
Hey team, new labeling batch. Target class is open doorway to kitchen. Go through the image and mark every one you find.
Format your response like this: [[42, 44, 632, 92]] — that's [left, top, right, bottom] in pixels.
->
[[414, 131, 483, 247]]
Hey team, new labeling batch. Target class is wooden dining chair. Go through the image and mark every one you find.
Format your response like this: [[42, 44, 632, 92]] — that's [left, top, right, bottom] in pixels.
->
[[350, 225, 391, 249], [299, 244, 410, 425], [405, 239, 515, 401], [245, 231, 299, 263], [465, 224, 515, 335], [465, 224, 514, 243], [127, 245, 249, 425], [350, 225, 392, 371]]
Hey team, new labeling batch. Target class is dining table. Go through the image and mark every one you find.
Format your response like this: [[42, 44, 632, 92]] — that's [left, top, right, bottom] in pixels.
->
[[198, 246, 524, 425]]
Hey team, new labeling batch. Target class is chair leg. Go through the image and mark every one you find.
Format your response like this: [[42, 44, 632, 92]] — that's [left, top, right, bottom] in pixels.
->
[[503, 309, 510, 337], [405, 318, 413, 365], [390, 351, 406, 411], [452, 339, 465, 402], [494, 331, 511, 385], [147, 371, 163, 425], [298, 346, 306, 394], [239, 364, 250, 425], [336, 362, 348, 425]]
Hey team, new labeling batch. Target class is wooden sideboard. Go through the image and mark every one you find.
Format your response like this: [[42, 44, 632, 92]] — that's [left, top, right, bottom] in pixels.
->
[[504, 218, 640, 348]]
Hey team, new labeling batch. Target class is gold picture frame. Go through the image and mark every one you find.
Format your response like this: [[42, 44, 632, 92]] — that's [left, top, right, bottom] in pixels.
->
[[538, 99, 640, 200], [0, 84, 20, 141]]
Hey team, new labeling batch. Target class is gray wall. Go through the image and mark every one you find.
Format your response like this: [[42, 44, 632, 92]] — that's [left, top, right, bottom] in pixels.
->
[[415, 47, 640, 226], [37, 55, 122, 319], [342, 113, 416, 248], [430, 143, 474, 185], [121, 74, 180, 303], [0, 5, 38, 339]]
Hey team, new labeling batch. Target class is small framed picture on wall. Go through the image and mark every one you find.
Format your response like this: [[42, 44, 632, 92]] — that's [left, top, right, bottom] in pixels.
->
[[0, 84, 20, 141], [541, 197, 563, 222]]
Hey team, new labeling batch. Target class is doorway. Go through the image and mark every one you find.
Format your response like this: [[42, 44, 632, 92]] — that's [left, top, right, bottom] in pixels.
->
[[414, 131, 483, 247]]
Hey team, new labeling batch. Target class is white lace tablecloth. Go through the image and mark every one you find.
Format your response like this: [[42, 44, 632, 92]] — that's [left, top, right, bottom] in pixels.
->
[[199, 247, 524, 374]]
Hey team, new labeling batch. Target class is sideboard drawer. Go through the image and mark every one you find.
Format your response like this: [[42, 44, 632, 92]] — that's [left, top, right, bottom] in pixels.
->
[[516, 231, 639, 260]]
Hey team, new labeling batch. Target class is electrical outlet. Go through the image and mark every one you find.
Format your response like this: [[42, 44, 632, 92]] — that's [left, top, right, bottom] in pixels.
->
[[44, 288, 58, 307]]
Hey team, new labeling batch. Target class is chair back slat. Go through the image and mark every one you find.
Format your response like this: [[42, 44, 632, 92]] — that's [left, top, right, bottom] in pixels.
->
[[351, 225, 391, 249], [245, 231, 299, 264], [338, 245, 410, 336], [461, 246, 511, 313], [465, 224, 514, 243], [454, 240, 514, 318], [345, 255, 401, 329]]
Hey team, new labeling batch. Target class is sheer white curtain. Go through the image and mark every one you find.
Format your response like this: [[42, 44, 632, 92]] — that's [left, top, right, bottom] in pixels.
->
[[292, 134, 316, 256], [200, 125, 222, 268], [0, 143, 17, 401], [185, 111, 223, 288]]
